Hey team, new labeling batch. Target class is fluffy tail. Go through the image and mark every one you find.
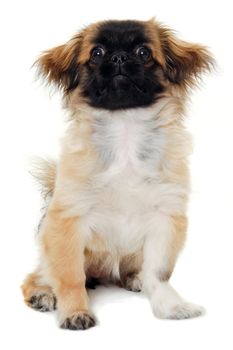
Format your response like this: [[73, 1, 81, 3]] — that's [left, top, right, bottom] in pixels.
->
[[30, 157, 57, 200]]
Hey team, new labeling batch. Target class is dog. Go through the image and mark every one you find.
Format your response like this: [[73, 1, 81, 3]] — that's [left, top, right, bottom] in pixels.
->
[[21, 18, 213, 330]]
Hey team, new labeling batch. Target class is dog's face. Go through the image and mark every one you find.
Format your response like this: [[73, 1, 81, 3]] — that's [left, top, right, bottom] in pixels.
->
[[38, 19, 212, 111], [81, 21, 165, 110]]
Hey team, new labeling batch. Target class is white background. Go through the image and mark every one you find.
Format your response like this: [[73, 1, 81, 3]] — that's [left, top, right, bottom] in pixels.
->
[[0, 0, 232, 349]]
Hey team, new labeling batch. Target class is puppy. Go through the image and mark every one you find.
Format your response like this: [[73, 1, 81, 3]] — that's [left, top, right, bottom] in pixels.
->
[[22, 18, 213, 330]]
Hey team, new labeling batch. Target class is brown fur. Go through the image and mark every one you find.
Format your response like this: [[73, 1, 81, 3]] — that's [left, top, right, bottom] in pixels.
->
[[21, 271, 54, 305], [37, 18, 213, 95], [41, 206, 89, 316], [119, 252, 143, 289], [22, 18, 213, 328]]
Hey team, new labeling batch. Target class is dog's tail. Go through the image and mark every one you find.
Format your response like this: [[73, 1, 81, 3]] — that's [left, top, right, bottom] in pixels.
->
[[30, 157, 57, 200]]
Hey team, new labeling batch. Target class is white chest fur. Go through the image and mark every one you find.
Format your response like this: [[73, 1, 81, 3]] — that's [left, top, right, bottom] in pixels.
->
[[87, 111, 163, 253], [92, 109, 166, 177], [80, 106, 188, 256]]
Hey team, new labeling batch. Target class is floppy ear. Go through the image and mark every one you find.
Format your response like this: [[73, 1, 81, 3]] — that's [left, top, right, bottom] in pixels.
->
[[36, 35, 82, 92], [158, 27, 214, 87]]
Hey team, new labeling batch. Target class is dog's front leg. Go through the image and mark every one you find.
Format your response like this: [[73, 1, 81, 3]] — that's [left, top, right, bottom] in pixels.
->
[[141, 213, 204, 319], [40, 204, 95, 330]]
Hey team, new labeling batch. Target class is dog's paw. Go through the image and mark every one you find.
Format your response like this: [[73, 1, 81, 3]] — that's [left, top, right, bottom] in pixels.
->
[[60, 311, 96, 330], [28, 291, 57, 312], [154, 301, 205, 320], [166, 303, 205, 320], [121, 274, 142, 292], [151, 282, 205, 320]]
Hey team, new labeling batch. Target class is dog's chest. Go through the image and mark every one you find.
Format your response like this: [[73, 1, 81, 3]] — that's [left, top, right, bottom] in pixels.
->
[[92, 115, 164, 174], [87, 115, 166, 253]]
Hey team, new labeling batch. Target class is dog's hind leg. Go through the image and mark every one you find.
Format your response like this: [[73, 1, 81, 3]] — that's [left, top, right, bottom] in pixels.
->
[[119, 252, 143, 292], [21, 270, 56, 312]]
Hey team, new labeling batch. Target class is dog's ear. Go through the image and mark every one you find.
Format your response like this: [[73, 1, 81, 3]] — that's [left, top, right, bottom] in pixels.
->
[[158, 26, 214, 87], [36, 35, 82, 92]]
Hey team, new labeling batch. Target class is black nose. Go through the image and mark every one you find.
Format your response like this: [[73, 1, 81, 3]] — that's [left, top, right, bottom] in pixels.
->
[[111, 52, 128, 64]]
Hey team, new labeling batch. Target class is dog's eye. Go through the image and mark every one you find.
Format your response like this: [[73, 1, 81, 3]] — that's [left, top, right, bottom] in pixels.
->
[[91, 47, 105, 62], [136, 47, 151, 62]]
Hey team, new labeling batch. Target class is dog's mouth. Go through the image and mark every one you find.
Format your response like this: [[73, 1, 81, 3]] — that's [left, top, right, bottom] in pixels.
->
[[111, 73, 129, 79], [96, 74, 148, 95]]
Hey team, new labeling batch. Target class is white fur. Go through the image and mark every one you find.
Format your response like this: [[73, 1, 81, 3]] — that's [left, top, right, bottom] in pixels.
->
[[140, 211, 203, 319], [56, 98, 203, 319]]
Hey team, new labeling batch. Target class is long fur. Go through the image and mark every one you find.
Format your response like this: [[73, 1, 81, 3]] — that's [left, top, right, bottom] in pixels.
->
[[22, 18, 213, 330], [30, 158, 56, 199]]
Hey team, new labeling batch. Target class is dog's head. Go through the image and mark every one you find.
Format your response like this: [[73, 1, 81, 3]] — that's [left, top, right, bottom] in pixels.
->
[[37, 19, 213, 110]]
